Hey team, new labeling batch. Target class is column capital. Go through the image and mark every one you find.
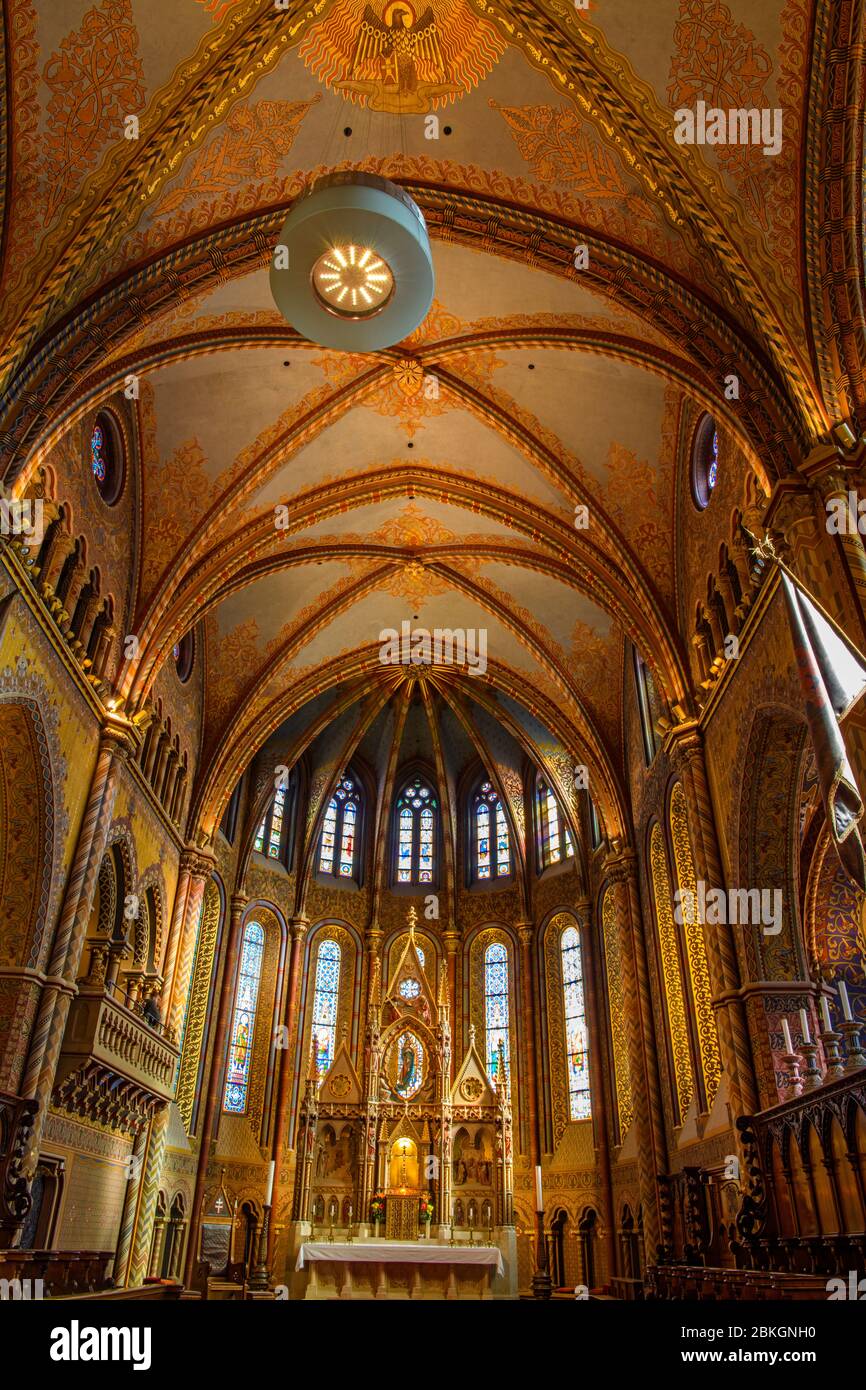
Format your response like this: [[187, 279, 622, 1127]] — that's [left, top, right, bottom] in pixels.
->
[[289, 916, 309, 942], [516, 919, 534, 947], [664, 719, 704, 771], [178, 843, 216, 879], [99, 711, 140, 762], [442, 929, 460, 955], [602, 846, 637, 887], [229, 893, 247, 918]]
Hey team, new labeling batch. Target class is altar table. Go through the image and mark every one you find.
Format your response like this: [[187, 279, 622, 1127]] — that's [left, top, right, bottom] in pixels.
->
[[293, 1241, 505, 1300]]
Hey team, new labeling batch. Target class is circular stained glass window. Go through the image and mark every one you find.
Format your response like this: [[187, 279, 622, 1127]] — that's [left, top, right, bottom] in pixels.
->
[[399, 977, 421, 1000], [90, 411, 125, 506], [174, 630, 195, 683], [691, 413, 719, 511]]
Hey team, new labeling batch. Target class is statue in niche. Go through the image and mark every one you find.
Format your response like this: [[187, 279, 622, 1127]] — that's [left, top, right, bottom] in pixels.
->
[[396, 1039, 416, 1094]]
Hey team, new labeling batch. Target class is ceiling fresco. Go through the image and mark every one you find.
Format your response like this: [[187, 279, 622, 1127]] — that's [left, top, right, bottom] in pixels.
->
[[3, 0, 847, 849]]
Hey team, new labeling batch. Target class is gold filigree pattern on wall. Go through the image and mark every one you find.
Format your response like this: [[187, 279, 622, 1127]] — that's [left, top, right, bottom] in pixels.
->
[[601, 887, 633, 1145], [649, 821, 694, 1124], [175, 878, 222, 1132], [669, 782, 722, 1109]]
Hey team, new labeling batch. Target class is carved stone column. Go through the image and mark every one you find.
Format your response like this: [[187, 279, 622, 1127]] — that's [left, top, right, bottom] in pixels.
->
[[443, 927, 460, 1057], [517, 919, 541, 1168], [128, 1103, 170, 1286], [668, 726, 759, 1118], [603, 849, 666, 1259], [21, 715, 137, 1165], [166, 848, 216, 1041], [38, 530, 75, 594], [266, 915, 308, 1268], [113, 1120, 148, 1286]]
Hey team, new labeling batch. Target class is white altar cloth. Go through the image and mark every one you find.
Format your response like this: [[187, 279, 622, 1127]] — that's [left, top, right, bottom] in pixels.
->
[[296, 1241, 504, 1277]]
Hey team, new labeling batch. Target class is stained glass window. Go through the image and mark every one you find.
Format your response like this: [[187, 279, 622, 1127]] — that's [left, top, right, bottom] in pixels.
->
[[310, 938, 341, 1076], [91, 421, 106, 482], [223, 921, 265, 1113], [691, 412, 718, 510], [254, 777, 292, 864], [484, 941, 510, 1082], [318, 774, 358, 880], [634, 646, 662, 766], [268, 785, 286, 858], [320, 799, 337, 874], [473, 780, 511, 881], [708, 430, 718, 491], [561, 925, 591, 1120], [394, 777, 438, 885], [539, 783, 562, 867], [90, 412, 124, 505]]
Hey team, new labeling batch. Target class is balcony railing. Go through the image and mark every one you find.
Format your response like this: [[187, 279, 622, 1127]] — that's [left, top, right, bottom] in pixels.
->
[[56, 987, 180, 1112]]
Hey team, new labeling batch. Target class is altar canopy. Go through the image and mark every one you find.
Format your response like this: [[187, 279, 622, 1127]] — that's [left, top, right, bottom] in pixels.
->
[[291, 908, 515, 1276]]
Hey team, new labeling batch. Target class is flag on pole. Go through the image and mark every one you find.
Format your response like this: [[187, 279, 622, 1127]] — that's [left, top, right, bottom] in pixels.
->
[[780, 567, 866, 890]]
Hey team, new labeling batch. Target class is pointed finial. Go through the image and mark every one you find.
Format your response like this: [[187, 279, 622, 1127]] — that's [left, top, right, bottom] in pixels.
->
[[407, 903, 417, 941], [308, 1034, 319, 1081], [469, 1022, 477, 1048]]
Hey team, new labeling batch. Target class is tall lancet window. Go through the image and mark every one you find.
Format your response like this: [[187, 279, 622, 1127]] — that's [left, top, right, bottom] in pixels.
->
[[484, 941, 511, 1082], [254, 774, 294, 865], [394, 776, 438, 885], [538, 780, 574, 867], [473, 780, 511, 881], [318, 774, 360, 880], [310, 938, 342, 1076], [561, 925, 591, 1119], [223, 921, 264, 1114]]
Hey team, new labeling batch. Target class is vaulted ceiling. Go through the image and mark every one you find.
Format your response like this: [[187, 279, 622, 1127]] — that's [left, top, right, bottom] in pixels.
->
[[3, 0, 855, 848]]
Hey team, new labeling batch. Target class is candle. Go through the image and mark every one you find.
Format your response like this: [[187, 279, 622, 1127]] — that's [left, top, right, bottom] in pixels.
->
[[820, 997, 832, 1033], [799, 1008, 811, 1045], [264, 1159, 275, 1206], [534, 1164, 544, 1213], [781, 1017, 793, 1054], [468, 1207, 474, 1226], [347, 1204, 352, 1224], [838, 979, 853, 1022]]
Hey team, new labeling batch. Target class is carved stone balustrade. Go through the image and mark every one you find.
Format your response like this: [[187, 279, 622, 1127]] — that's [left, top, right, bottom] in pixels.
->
[[54, 986, 180, 1128]]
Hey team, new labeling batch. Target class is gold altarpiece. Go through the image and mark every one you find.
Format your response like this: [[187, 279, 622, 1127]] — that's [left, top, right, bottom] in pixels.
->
[[289, 917, 515, 1289]]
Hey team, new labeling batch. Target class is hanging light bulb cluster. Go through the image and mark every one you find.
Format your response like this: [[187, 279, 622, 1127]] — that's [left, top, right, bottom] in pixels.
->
[[270, 171, 434, 352]]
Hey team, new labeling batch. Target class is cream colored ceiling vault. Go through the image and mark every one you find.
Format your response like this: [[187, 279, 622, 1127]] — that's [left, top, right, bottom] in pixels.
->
[[2, 0, 851, 850]]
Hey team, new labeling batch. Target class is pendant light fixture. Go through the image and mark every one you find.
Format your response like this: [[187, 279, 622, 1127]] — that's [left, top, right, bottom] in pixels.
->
[[270, 171, 435, 352]]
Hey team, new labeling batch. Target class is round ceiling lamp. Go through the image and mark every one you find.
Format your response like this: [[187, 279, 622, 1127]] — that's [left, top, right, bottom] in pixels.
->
[[270, 172, 434, 352]]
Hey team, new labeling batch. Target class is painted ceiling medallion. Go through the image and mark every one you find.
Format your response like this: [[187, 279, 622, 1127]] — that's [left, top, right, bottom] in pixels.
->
[[270, 171, 434, 351]]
